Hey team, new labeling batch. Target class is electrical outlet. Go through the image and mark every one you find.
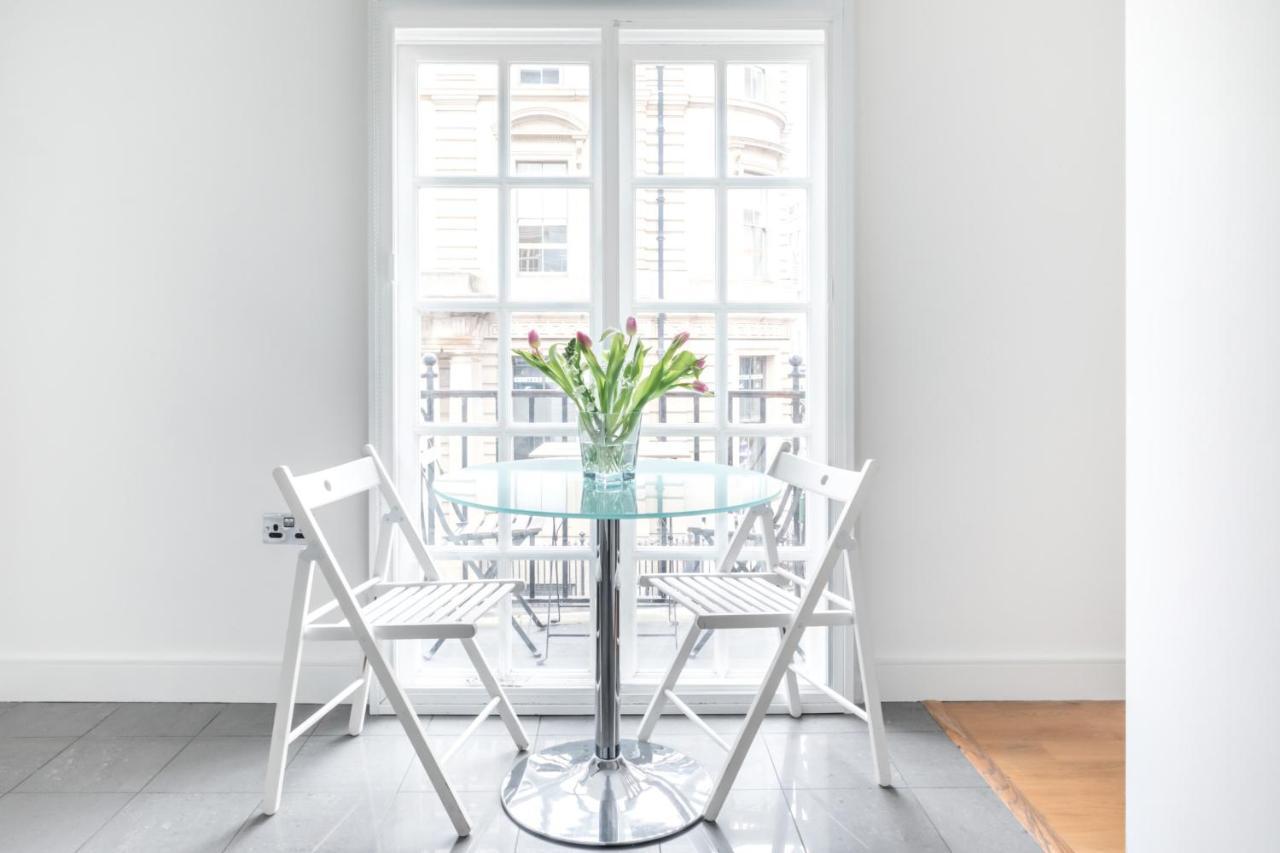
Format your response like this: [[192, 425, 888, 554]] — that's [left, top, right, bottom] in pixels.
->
[[263, 513, 306, 544]]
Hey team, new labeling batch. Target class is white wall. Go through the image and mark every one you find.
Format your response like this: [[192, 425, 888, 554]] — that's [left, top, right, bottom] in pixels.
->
[[855, 0, 1125, 698], [1127, 1, 1280, 849], [0, 0, 1125, 703], [0, 0, 369, 700]]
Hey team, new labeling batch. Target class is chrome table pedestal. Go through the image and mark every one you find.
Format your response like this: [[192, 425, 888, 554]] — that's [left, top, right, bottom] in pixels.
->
[[500, 518, 713, 847]]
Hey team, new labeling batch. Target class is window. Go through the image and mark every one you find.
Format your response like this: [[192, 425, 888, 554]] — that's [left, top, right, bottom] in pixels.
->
[[518, 66, 560, 85], [738, 354, 767, 423], [390, 26, 828, 706]]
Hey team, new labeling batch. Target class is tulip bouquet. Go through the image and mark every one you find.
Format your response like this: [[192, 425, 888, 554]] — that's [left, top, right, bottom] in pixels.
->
[[515, 316, 710, 484]]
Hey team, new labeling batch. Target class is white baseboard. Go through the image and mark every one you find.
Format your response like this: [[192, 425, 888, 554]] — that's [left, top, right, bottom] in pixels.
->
[[0, 655, 1125, 703], [877, 657, 1125, 700], [0, 657, 361, 703]]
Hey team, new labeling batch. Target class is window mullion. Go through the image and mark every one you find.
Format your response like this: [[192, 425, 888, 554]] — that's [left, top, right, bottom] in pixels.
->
[[713, 58, 732, 566], [602, 23, 622, 330]]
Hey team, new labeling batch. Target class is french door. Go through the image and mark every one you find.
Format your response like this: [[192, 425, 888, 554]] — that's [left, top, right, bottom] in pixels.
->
[[386, 25, 834, 713]]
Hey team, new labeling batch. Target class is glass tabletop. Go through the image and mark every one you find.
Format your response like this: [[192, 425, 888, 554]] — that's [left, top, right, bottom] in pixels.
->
[[431, 459, 784, 521]]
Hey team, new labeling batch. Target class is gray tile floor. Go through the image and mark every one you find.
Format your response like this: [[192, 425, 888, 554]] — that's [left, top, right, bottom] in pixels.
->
[[0, 702, 1038, 852]]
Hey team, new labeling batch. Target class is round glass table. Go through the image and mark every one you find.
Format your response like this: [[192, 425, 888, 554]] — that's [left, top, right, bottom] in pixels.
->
[[433, 459, 783, 847]]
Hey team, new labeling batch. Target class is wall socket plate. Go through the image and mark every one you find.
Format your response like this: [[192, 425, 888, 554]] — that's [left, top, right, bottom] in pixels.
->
[[263, 513, 306, 544]]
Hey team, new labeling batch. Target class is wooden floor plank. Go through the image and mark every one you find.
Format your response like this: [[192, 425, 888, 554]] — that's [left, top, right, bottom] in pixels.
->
[[925, 700, 1124, 853]]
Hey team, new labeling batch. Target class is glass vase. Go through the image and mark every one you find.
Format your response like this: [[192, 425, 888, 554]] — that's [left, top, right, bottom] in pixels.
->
[[577, 410, 642, 488]]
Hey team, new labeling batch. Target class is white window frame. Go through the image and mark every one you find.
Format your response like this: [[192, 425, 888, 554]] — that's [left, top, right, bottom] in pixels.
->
[[369, 5, 857, 717]]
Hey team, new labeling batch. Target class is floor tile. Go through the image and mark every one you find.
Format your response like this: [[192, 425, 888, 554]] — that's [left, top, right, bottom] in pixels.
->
[[537, 714, 739, 741], [761, 712, 867, 734], [79, 792, 260, 853], [0, 792, 132, 853], [519, 831, 657, 852], [765, 731, 905, 789], [913, 787, 1040, 853], [654, 734, 781, 790], [18, 737, 188, 793], [786, 787, 949, 852], [661, 789, 805, 852], [400, 735, 527, 792], [534, 714, 623, 739], [87, 703, 225, 737], [428, 713, 530, 737], [146, 736, 300, 794], [0, 738, 75, 793], [284, 734, 416, 793], [201, 703, 321, 737], [0, 702, 118, 737], [883, 702, 943, 732], [886, 732, 987, 787], [384, 790, 520, 852], [312, 705, 426, 736], [228, 790, 396, 852], [761, 704, 942, 735]]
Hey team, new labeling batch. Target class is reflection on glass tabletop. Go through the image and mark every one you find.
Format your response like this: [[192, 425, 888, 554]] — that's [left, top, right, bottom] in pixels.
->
[[431, 459, 784, 520]]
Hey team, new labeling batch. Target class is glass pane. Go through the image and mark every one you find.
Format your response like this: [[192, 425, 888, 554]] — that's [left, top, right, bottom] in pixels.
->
[[634, 63, 715, 177], [633, 435, 717, 550], [634, 188, 715, 301], [510, 64, 591, 176], [417, 64, 498, 176], [418, 188, 498, 300], [727, 63, 808, 177], [509, 435, 593, 675], [419, 436, 500, 547], [724, 434, 807, 548], [727, 189, 807, 302], [634, 313, 715, 427], [727, 313, 807, 425], [419, 311, 499, 424], [511, 313, 589, 423], [510, 188, 590, 300], [511, 546, 593, 675]]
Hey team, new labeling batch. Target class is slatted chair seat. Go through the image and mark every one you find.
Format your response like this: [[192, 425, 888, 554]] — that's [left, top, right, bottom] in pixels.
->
[[306, 579, 522, 641], [642, 573, 855, 628]]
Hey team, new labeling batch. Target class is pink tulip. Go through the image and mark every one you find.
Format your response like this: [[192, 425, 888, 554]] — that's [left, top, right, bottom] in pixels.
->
[[694, 357, 707, 370], [691, 380, 709, 394], [625, 316, 638, 336], [672, 331, 690, 348], [576, 330, 593, 350], [528, 329, 541, 351]]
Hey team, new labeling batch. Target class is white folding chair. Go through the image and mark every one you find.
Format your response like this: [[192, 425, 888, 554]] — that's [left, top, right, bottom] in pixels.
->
[[264, 444, 529, 836], [637, 447, 887, 821]]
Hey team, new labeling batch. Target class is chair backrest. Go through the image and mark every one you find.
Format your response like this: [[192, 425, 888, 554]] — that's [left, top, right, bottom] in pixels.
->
[[274, 445, 442, 587], [718, 444, 876, 608]]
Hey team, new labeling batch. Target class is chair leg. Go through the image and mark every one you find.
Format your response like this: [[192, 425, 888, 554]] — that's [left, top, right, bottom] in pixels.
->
[[461, 637, 529, 750], [638, 624, 700, 742], [779, 628, 803, 718], [356, 636, 470, 835], [347, 657, 373, 736], [844, 546, 891, 787], [705, 622, 811, 822], [263, 557, 314, 815], [853, 618, 892, 787]]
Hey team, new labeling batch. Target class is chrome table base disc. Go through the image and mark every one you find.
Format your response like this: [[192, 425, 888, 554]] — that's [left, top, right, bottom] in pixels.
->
[[501, 738, 712, 847]]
